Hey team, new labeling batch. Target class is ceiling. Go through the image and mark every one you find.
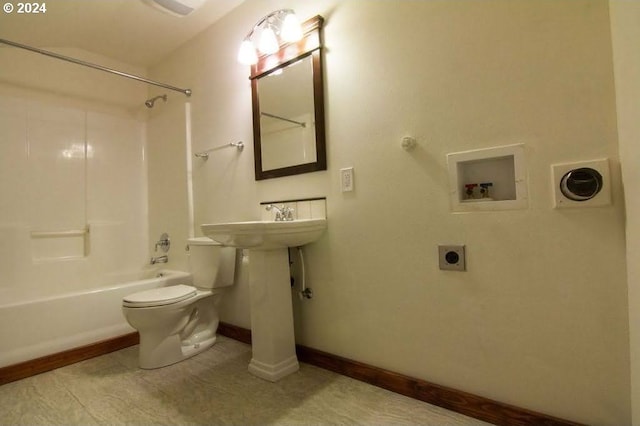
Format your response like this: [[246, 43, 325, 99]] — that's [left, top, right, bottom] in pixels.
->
[[0, 0, 245, 67]]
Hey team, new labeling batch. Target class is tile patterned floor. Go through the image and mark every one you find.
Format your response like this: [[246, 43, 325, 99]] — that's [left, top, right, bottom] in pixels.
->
[[0, 336, 491, 425]]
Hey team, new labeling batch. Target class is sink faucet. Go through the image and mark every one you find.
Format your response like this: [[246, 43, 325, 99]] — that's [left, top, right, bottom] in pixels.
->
[[266, 204, 295, 221], [150, 255, 168, 265]]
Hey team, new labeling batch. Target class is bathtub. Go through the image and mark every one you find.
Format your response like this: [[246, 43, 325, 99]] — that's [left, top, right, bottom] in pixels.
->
[[0, 269, 192, 368]]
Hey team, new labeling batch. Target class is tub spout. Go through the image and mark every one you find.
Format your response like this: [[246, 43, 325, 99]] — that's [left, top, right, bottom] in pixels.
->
[[150, 255, 168, 265]]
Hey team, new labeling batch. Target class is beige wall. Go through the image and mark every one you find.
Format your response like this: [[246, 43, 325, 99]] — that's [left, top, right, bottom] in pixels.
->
[[0, 47, 147, 109], [149, 1, 630, 424], [610, 1, 640, 424]]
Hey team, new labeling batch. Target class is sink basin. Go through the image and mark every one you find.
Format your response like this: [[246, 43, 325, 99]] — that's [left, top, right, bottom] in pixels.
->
[[201, 218, 326, 250]]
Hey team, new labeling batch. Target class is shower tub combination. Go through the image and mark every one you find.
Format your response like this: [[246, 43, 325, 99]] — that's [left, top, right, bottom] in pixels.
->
[[0, 37, 198, 381], [0, 269, 192, 370]]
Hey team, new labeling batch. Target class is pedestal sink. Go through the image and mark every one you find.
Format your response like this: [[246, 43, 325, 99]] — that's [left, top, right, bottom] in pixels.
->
[[201, 218, 326, 382]]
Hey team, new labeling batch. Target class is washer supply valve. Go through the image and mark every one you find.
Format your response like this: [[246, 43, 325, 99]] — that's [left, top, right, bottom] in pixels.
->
[[479, 182, 493, 199], [464, 184, 478, 199]]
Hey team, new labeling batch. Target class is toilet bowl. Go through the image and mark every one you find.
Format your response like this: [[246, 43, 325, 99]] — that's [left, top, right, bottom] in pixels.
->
[[122, 237, 236, 369]]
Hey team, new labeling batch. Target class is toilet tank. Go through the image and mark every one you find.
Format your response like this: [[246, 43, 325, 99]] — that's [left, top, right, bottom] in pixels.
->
[[187, 237, 236, 289]]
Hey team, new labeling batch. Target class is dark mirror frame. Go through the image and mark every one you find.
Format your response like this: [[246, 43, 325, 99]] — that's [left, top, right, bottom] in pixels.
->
[[250, 15, 326, 181]]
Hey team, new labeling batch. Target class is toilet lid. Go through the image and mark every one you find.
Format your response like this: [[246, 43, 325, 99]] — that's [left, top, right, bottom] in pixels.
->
[[123, 284, 197, 308]]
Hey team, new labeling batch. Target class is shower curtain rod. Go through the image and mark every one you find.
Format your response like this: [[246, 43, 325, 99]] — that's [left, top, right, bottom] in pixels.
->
[[0, 38, 192, 97], [261, 112, 306, 128]]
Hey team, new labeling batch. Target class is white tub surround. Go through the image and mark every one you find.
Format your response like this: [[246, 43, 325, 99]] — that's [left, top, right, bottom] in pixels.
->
[[0, 270, 192, 368]]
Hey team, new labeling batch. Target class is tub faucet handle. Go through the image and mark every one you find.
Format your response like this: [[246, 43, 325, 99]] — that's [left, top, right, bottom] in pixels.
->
[[155, 233, 170, 253]]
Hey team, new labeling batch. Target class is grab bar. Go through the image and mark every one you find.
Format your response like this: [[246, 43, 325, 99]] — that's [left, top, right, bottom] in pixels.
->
[[194, 141, 244, 160], [30, 226, 89, 238]]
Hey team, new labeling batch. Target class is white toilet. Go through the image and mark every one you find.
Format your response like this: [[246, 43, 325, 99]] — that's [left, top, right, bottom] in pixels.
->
[[122, 237, 236, 369]]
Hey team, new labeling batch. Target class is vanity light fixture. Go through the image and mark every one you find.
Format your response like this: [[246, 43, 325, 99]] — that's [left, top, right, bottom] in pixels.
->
[[237, 9, 303, 65]]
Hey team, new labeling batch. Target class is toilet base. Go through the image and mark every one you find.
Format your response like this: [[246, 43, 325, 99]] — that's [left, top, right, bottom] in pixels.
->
[[181, 335, 217, 361], [248, 355, 299, 382], [139, 333, 217, 369]]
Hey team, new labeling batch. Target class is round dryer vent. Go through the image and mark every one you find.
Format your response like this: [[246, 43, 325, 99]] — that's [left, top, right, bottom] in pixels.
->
[[551, 159, 611, 208], [559, 167, 603, 202]]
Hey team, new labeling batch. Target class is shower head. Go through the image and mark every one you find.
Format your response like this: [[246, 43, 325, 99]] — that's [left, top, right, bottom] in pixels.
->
[[145, 94, 167, 108]]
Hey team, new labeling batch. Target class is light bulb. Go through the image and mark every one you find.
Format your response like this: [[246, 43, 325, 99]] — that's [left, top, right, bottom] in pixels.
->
[[258, 27, 279, 55], [281, 13, 303, 42], [237, 39, 258, 65]]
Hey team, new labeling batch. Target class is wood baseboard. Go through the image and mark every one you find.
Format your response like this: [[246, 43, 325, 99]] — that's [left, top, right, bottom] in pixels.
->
[[1, 324, 583, 426], [217, 322, 582, 426], [218, 321, 252, 345], [0, 333, 139, 386]]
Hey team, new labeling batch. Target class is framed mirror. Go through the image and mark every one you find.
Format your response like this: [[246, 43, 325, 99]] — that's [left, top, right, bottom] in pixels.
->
[[250, 15, 326, 180]]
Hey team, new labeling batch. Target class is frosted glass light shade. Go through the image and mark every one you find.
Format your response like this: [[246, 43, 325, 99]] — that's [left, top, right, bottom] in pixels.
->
[[281, 13, 303, 42], [238, 39, 258, 65], [258, 28, 279, 55], [237, 9, 304, 65]]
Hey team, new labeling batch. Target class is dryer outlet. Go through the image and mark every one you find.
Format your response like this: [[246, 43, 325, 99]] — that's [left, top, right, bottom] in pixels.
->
[[438, 245, 466, 271]]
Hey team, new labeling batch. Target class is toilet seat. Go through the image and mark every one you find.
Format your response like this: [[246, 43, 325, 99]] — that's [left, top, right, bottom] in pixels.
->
[[123, 284, 197, 308]]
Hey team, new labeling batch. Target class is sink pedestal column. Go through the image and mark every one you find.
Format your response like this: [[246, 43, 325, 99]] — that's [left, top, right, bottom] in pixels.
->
[[247, 247, 299, 382]]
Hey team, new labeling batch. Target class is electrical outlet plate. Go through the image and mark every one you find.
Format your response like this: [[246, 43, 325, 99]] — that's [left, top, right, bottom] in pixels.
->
[[438, 245, 466, 271], [340, 167, 354, 192]]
